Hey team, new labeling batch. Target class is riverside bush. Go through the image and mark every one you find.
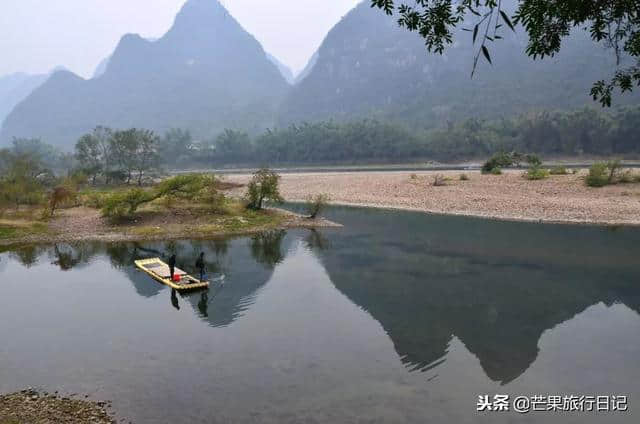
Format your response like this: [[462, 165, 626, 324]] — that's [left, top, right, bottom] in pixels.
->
[[586, 163, 609, 187], [549, 166, 569, 175], [102, 188, 156, 217], [482, 152, 514, 174], [524, 166, 550, 180], [306, 194, 330, 219]]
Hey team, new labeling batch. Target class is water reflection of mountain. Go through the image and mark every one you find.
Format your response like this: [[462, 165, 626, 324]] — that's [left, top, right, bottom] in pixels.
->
[[3, 231, 294, 329], [181, 231, 293, 327], [314, 206, 640, 384], [5, 205, 640, 385]]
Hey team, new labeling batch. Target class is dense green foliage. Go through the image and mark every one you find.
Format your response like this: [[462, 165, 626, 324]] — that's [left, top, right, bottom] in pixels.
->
[[371, 0, 640, 106]]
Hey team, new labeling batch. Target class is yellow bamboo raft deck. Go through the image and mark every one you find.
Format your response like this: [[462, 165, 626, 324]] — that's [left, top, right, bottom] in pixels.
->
[[135, 258, 210, 291]]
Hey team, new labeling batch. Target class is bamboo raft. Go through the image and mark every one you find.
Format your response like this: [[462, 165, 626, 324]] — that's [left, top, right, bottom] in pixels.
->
[[135, 258, 210, 291]]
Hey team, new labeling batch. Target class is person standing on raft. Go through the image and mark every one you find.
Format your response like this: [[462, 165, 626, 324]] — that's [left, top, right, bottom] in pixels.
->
[[168, 254, 177, 280], [195, 252, 206, 282]]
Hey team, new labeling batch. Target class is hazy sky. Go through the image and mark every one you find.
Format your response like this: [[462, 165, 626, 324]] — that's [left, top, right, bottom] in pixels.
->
[[0, 0, 361, 78]]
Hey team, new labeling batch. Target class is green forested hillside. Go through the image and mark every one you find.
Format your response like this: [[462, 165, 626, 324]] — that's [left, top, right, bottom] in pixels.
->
[[279, 1, 639, 129], [0, 0, 288, 150]]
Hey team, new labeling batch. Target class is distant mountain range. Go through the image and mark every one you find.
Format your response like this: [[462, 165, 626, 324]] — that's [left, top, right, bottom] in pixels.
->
[[266, 53, 295, 85], [1, 0, 637, 150], [0, 0, 288, 149], [0, 72, 50, 127], [278, 1, 639, 127]]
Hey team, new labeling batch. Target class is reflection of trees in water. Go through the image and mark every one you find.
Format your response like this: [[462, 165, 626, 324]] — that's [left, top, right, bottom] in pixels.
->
[[8, 206, 635, 386], [3, 245, 44, 268], [316, 206, 640, 384], [1, 234, 290, 327], [48, 243, 105, 270], [304, 229, 330, 252], [181, 231, 292, 327], [250, 230, 286, 268]]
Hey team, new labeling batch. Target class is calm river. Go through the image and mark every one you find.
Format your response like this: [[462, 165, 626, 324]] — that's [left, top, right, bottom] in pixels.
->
[[1, 206, 639, 423]]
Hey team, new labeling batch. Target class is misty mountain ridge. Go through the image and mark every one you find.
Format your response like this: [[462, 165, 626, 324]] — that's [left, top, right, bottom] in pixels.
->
[[0, 0, 288, 149], [266, 53, 295, 84], [2, 0, 637, 151], [0, 70, 57, 127], [278, 1, 639, 128]]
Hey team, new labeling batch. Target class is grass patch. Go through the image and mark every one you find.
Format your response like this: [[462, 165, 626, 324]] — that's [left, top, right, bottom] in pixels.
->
[[0, 221, 48, 240], [524, 166, 550, 180], [199, 208, 284, 234], [129, 226, 166, 237], [0, 225, 18, 239], [549, 166, 569, 175]]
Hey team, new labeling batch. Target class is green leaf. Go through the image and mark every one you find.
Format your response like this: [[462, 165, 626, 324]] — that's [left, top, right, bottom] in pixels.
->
[[481, 45, 492, 64], [500, 10, 515, 32]]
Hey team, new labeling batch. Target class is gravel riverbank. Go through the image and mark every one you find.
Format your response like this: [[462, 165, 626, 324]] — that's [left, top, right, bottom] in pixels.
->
[[227, 170, 640, 226], [0, 389, 115, 424]]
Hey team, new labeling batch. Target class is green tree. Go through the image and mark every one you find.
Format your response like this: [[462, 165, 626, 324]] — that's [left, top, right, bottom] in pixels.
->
[[75, 134, 103, 184], [215, 129, 253, 163], [0, 153, 46, 209], [371, 0, 640, 106], [159, 128, 193, 166], [109, 129, 141, 185], [132, 129, 160, 186], [92, 127, 115, 184], [246, 168, 283, 210]]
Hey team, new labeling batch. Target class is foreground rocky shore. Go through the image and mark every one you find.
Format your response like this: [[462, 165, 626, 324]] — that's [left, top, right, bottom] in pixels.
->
[[0, 389, 115, 424], [228, 170, 640, 226]]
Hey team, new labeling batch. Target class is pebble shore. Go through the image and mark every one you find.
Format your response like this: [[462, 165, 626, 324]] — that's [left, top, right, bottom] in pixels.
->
[[0, 389, 116, 424], [227, 170, 640, 226]]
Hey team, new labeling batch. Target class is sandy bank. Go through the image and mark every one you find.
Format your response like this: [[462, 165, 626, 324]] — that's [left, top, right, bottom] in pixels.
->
[[226, 170, 640, 226]]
